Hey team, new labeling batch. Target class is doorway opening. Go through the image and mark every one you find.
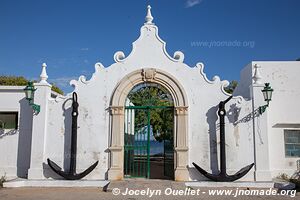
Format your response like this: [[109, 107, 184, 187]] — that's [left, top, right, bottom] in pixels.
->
[[124, 82, 174, 180]]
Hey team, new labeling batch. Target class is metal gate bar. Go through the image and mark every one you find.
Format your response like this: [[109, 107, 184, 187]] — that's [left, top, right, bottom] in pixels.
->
[[124, 106, 174, 179]]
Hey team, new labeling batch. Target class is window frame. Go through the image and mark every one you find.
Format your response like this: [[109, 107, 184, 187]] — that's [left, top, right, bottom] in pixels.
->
[[284, 129, 300, 158], [0, 112, 19, 130]]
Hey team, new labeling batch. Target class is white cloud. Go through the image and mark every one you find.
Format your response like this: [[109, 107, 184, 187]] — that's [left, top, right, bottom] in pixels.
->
[[49, 76, 77, 88], [80, 48, 89, 51], [186, 0, 202, 8]]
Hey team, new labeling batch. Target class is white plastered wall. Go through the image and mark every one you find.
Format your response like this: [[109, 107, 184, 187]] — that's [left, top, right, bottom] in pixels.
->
[[0, 87, 33, 179]]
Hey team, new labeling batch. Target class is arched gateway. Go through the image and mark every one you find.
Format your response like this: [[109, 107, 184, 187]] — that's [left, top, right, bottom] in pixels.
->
[[108, 69, 189, 181]]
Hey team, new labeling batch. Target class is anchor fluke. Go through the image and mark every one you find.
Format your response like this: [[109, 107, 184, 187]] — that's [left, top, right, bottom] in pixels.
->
[[47, 159, 99, 180], [192, 162, 254, 182]]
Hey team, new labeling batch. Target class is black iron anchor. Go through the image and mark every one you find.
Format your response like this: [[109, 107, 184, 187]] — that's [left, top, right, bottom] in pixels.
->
[[47, 92, 98, 180], [192, 96, 254, 182]]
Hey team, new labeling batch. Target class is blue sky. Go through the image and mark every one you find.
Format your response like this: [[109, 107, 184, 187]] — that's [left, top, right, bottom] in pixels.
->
[[0, 0, 299, 93]]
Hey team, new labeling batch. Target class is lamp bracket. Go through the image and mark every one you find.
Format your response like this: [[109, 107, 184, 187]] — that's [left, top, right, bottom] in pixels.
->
[[30, 103, 40, 114], [259, 104, 268, 115]]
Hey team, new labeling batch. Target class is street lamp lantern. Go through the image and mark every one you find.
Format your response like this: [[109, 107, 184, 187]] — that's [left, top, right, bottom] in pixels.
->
[[24, 81, 36, 101], [259, 83, 274, 114], [24, 81, 40, 114], [261, 83, 273, 102]]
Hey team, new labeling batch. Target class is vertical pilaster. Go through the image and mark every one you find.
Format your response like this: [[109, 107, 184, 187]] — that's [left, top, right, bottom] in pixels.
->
[[174, 106, 189, 181], [28, 63, 51, 179], [27, 82, 51, 179], [108, 106, 124, 180], [251, 84, 272, 181]]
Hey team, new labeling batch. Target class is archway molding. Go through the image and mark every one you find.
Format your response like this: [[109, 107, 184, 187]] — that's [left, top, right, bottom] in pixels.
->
[[108, 68, 189, 181]]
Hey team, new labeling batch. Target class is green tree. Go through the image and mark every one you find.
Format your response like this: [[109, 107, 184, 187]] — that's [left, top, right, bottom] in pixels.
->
[[0, 76, 64, 95], [224, 80, 238, 94], [128, 84, 174, 141], [127, 85, 173, 107], [51, 84, 64, 95], [0, 76, 28, 86]]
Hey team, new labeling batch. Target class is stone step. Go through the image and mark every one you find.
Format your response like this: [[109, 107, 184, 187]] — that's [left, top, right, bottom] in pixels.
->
[[185, 181, 274, 188], [3, 178, 110, 189]]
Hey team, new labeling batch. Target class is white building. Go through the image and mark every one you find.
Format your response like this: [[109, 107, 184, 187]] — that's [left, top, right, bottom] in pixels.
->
[[0, 6, 299, 183]]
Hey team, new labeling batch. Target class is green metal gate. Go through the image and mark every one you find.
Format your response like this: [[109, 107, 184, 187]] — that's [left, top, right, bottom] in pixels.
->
[[124, 106, 174, 179]]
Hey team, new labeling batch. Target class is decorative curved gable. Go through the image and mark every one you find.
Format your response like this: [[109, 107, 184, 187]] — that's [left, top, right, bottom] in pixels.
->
[[114, 24, 184, 63], [64, 5, 242, 104], [114, 5, 184, 63]]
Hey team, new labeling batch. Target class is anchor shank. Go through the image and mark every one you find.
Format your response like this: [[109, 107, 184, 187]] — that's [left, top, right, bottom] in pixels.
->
[[218, 96, 232, 176], [70, 93, 79, 175], [219, 104, 226, 175]]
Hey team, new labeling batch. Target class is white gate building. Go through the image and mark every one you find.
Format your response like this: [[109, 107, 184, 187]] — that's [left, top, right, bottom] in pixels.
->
[[0, 6, 300, 183]]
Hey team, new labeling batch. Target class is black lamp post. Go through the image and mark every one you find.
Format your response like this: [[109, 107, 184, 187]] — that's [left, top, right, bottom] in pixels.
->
[[24, 81, 40, 114], [259, 83, 273, 114]]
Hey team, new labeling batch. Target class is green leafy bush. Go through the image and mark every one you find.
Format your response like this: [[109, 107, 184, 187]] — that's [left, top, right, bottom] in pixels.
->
[[224, 80, 238, 94], [277, 173, 290, 181], [276, 172, 300, 191], [0, 76, 28, 86], [0, 76, 64, 95], [51, 84, 64, 95]]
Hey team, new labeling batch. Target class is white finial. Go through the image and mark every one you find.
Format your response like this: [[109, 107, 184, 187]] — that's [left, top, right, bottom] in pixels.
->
[[40, 63, 48, 83], [145, 5, 154, 24], [253, 64, 262, 84]]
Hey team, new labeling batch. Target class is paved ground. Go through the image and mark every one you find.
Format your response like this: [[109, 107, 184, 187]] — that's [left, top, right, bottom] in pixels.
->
[[0, 179, 299, 200]]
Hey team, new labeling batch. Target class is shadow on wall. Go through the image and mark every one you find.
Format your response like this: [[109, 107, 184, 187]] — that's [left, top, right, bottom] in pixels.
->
[[187, 165, 209, 181], [43, 98, 72, 180], [63, 106, 72, 173], [187, 104, 219, 181], [206, 105, 219, 175], [104, 148, 109, 180], [234, 107, 259, 125], [233, 107, 263, 145], [227, 103, 242, 146], [16, 98, 33, 178], [0, 129, 18, 138], [227, 103, 241, 124], [106, 105, 113, 180]]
